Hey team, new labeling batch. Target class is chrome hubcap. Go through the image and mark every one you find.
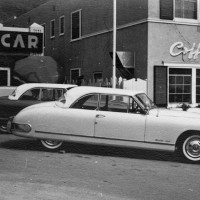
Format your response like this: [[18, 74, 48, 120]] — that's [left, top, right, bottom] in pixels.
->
[[185, 138, 200, 158], [45, 140, 60, 146], [41, 139, 63, 150]]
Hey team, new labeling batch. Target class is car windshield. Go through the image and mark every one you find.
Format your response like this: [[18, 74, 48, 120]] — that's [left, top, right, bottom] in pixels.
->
[[135, 93, 156, 110]]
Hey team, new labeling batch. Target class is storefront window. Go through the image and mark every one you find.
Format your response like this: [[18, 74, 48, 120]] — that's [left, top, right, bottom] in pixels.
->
[[169, 68, 191, 103]]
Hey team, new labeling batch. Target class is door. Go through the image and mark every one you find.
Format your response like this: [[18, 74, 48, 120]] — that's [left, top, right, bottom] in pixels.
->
[[38, 93, 99, 136], [58, 93, 99, 136], [94, 94, 146, 141]]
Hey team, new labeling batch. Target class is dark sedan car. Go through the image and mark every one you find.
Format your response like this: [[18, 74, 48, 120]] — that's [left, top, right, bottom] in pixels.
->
[[0, 83, 77, 132]]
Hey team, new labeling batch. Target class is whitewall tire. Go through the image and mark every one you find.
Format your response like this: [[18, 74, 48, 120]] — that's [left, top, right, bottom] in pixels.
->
[[40, 139, 63, 150], [182, 135, 200, 162]]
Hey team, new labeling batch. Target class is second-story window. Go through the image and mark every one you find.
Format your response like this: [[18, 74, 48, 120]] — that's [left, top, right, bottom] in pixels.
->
[[59, 16, 65, 36], [50, 19, 55, 39], [160, 0, 198, 22], [175, 0, 197, 20], [71, 10, 81, 40]]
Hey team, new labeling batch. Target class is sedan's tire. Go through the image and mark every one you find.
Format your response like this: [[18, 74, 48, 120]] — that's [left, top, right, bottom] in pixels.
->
[[0, 124, 8, 133], [40, 139, 63, 150], [182, 135, 200, 162]]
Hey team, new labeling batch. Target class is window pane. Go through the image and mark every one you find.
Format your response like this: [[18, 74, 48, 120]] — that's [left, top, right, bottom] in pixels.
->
[[175, 94, 182, 102], [94, 72, 103, 83], [184, 1, 197, 19], [72, 94, 98, 110], [169, 76, 175, 84], [176, 76, 183, 84], [196, 86, 200, 94], [71, 69, 80, 83], [169, 94, 175, 102], [169, 69, 191, 103], [169, 85, 175, 93], [72, 11, 81, 39], [99, 94, 129, 113], [183, 94, 191, 102], [41, 89, 54, 101], [20, 88, 40, 100], [184, 85, 191, 93], [175, 0, 197, 19], [51, 20, 55, 37], [184, 76, 191, 84], [169, 68, 191, 74], [175, 0, 182, 18], [60, 17, 64, 34], [55, 89, 63, 100], [197, 69, 200, 77], [176, 85, 183, 93], [196, 95, 200, 103], [196, 78, 200, 85]]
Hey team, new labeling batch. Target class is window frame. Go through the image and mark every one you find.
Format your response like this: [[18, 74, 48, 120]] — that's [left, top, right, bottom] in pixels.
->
[[70, 68, 81, 83], [173, 0, 199, 23], [71, 9, 82, 41], [0, 67, 10, 86], [59, 15, 65, 36], [19, 88, 41, 101], [93, 72, 103, 83], [50, 19, 55, 39], [70, 93, 99, 110], [41, 23, 46, 48], [168, 67, 193, 106]]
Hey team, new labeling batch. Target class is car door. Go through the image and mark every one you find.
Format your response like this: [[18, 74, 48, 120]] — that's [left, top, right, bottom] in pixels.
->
[[94, 94, 146, 141], [56, 93, 99, 136], [37, 93, 99, 136]]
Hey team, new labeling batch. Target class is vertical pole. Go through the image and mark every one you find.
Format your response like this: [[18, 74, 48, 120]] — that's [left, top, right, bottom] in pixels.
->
[[112, 0, 116, 88]]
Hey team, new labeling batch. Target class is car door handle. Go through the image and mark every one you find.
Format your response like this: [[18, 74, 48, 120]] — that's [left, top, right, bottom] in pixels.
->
[[96, 114, 105, 118]]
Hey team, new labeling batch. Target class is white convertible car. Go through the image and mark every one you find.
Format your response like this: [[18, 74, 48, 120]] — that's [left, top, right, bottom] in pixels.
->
[[9, 86, 200, 162]]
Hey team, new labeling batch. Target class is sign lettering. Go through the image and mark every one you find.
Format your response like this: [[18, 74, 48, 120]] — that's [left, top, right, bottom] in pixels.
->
[[170, 42, 200, 60], [0, 31, 43, 54]]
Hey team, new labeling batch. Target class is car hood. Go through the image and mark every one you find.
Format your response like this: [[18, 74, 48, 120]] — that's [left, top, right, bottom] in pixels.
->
[[150, 108, 200, 119]]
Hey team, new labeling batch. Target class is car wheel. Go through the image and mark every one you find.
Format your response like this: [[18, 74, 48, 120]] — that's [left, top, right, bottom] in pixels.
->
[[182, 135, 200, 162], [40, 139, 63, 150], [0, 124, 8, 133]]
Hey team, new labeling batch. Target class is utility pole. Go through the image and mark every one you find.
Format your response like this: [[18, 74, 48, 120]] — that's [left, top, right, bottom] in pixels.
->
[[112, 0, 116, 88]]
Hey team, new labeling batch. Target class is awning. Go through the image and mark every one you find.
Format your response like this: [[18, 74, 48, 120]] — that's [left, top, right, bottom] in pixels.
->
[[110, 51, 135, 79], [14, 55, 64, 83]]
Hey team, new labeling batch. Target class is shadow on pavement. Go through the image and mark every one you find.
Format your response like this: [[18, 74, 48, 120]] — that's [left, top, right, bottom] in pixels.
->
[[0, 135, 187, 164]]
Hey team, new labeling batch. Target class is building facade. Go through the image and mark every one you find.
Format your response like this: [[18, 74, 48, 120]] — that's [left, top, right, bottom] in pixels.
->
[[4, 0, 200, 108]]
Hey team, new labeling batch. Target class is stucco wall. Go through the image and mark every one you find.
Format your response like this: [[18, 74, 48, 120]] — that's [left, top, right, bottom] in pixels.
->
[[148, 21, 200, 100]]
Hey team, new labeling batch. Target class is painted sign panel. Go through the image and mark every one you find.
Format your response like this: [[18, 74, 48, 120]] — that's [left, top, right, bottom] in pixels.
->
[[0, 31, 43, 54]]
